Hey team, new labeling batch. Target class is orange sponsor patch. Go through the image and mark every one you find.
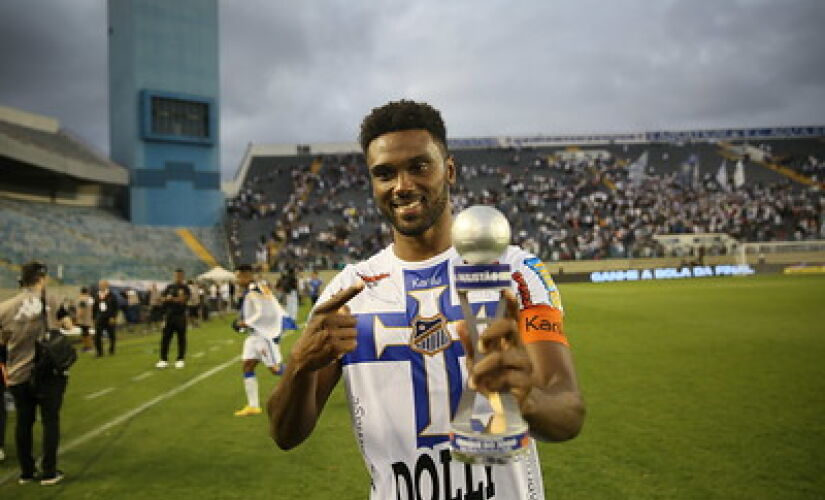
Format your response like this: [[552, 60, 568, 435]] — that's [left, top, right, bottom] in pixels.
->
[[519, 304, 568, 346]]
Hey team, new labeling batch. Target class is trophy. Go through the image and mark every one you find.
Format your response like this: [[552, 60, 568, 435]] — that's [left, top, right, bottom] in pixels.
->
[[449, 205, 530, 465]]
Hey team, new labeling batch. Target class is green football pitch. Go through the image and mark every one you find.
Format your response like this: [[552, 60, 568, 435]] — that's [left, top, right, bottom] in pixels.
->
[[1, 274, 823, 499]]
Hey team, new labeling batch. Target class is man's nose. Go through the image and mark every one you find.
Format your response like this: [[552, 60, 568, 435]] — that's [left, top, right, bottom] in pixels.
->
[[394, 170, 415, 193]]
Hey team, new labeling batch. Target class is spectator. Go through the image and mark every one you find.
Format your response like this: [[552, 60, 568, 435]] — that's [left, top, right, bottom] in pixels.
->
[[92, 280, 119, 357], [0, 261, 69, 485], [75, 287, 94, 352]]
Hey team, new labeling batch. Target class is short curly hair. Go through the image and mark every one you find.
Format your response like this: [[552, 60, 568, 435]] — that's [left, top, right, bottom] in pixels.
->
[[359, 100, 448, 156], [19, 260, 47, 287]]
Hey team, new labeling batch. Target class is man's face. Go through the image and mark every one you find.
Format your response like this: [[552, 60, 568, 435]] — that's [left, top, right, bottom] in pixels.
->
[[99, 280, 108, 291], [174, 271, 184, 283], [366, 129, 455, 237]]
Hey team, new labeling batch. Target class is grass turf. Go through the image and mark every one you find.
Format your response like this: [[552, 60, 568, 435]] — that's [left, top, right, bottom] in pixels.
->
[[0, 274, 823, 499]]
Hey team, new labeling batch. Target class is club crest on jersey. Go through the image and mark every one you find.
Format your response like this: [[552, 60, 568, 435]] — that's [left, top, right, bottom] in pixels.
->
[[409, 313, 452, 356]]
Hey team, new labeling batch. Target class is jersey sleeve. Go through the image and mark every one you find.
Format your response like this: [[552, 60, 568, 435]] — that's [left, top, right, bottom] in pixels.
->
[[0, 298, 10, 344], [509, 251, 563, 311], [508, 249, 568, 346], [242, 291, 260, 324], [310, 265, 358, 317]]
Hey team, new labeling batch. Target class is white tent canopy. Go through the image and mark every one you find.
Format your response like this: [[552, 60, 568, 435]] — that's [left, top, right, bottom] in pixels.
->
[[197, 266, 236, 283]]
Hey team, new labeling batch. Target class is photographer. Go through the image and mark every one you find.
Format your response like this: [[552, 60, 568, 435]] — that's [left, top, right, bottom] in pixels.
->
[[0, 261, 70, 486]]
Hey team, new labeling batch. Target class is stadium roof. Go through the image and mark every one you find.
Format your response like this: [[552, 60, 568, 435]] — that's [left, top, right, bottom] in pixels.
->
[[0, 105, 128, 186]]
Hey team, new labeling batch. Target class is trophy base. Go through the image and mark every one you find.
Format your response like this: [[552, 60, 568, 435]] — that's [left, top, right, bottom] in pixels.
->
[[449, 426, 530, 465]]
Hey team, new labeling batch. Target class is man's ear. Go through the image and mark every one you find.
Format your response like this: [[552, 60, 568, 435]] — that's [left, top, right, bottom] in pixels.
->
[[445, 155, 457, 186]]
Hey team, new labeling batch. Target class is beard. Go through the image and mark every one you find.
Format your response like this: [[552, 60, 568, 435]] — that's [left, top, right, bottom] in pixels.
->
[[380, 182, 451, 237]]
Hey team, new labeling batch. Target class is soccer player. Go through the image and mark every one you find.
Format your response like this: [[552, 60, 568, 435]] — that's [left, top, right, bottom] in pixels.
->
[[307, 271, 323, 305], [233, 265, 285, 416], [268, 100, 585, 499]]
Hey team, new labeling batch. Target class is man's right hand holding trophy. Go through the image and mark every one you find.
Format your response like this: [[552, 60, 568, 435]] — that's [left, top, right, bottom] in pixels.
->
[[450, 205, 584, 465]]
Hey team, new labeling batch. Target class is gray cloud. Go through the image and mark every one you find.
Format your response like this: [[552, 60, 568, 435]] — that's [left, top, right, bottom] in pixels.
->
[[1, 0, 823, 178]]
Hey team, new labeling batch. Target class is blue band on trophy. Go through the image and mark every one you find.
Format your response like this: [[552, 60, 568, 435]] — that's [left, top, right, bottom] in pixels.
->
[[453, 264, 512, 290]]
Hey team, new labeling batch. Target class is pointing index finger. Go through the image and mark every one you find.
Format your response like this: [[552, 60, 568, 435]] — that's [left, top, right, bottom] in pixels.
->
[[313, 280, 365, 315]]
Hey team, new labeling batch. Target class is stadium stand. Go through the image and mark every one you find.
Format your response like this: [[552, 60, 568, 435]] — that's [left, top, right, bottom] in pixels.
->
[[0, 105, 229, 286], [0, 197, 228, 285], [226, 128, 825, 271]]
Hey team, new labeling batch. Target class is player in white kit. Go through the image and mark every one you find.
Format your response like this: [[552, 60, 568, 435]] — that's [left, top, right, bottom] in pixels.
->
[[233, 265, 284, 416], [268, 101, 585, 498]]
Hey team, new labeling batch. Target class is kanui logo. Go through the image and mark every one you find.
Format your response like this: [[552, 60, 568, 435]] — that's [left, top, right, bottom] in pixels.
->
[[524, 314, 561, 332], [358, 272, 390, 288], [520, 304, 567, 345]]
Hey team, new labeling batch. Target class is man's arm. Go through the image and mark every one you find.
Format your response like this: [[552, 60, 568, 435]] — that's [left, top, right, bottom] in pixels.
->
[[170, 286, 188, 305], [463, 290, 585, 442], [267, 282, 363, 450], [0, 308, 7, 384], [161, 285, 183, 304], [106, 295, 119, 323], [181, 286, 191, 304], [520, 341, 585, 441], [238, 292, 258, 328]]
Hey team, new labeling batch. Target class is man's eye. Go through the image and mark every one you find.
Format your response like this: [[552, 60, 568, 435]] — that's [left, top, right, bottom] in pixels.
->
[[412, 161, 429, 173], [371, 168, 394, 180]]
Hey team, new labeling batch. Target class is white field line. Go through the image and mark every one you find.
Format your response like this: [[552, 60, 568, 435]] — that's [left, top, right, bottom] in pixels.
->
[[0, 355, 240, 486], [84, 387, 115, 400], [192, 351, 205, 358], [132, 371, 154, 381]]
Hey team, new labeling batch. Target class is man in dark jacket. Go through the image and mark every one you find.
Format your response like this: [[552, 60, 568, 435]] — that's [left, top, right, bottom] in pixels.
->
[[155, 269, 191, 369], [92, 280, 119, 357]]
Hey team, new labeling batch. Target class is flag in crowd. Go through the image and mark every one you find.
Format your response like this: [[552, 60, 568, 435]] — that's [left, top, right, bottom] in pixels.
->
[[733, 159, 746, 189], [716, 160, 729, 191]]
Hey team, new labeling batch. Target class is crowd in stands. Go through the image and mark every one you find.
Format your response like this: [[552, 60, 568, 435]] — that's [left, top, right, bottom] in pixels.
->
[[226, 145, 825, 270], [225, 187, 277, 219]]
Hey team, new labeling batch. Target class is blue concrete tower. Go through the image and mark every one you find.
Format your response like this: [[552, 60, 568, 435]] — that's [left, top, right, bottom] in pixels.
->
[[108, 0, 222, 226]]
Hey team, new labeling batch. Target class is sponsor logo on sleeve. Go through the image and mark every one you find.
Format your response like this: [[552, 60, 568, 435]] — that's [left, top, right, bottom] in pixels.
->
[[358, 272, 390, 288], [520, 304, 568, 346]]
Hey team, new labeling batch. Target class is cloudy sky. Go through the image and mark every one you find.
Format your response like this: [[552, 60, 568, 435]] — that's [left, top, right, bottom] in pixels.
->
[[1, 0, 823, 178]]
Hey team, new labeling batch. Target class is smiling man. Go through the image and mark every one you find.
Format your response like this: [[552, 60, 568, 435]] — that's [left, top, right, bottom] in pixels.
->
[[268, 100, 585, 499]]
